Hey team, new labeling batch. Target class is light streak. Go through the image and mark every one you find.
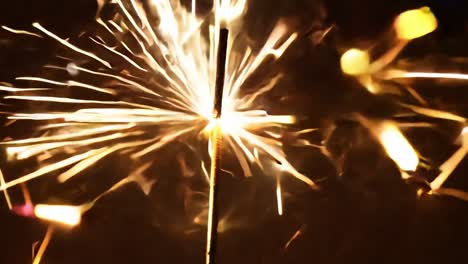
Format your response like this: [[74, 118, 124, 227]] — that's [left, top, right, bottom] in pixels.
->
[[284, 225, 307, 251], [358, 117, 419, 173], [430, 127, 468, 190], [1, 25, 43, 38], [32, 226, 54, 264], [385, 71, 468, 81], [0, 169, 12, 209], [276, 174, 283, 216], [378, 124, 419, 172]]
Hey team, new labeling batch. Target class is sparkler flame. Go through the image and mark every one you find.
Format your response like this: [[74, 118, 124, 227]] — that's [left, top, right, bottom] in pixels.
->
[[0, 0, 316, 226]]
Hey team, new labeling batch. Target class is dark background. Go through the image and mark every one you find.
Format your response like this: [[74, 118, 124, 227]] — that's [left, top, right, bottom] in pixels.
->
[[0, 0, 467, 263]]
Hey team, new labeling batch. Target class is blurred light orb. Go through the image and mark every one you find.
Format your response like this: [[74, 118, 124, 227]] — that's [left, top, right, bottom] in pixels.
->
[[395, 7, 438, 40], [340, 48, 370, 76], [34, 204, 81, 226], [379, 124, 419, 172], [66, 63, 79, 76]]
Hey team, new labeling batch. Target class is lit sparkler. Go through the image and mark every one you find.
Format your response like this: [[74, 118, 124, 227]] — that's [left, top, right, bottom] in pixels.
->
[[0, 0, 317, 261], [340, 6, 468, 200]]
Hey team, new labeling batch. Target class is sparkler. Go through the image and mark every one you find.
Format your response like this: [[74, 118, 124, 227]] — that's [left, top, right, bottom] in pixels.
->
[[340, 6, 468, 200], [0, 0, 318, 261], [206, 24, 229, 264]]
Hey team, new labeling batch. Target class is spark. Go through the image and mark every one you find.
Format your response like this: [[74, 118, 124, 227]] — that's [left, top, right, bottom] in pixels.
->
[[385, 71, 468, 81], [32, 226, 54, 264], [1, 25, 43, 38], [276, 175, 283, 216], [0, 169, 12, 209], [34, 204, 82, 226], [284, 225, 307, 251], [430, 127, 468, 190], [358, 116, 419, 173]]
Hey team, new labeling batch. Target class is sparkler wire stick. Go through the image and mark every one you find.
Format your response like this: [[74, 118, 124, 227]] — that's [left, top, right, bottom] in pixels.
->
[[206, 27, 229, 264]]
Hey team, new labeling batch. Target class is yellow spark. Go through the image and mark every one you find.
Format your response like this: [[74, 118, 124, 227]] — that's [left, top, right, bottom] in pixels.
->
[[395, 7, 438, 40], [340, 48, 370, 76], [284, 225, 306, 251], [378, 123, 419, 172], [430, 188, 468, 202], [32, 226, 54, 264], [0, 168, 12, 209], [1, 149, 104, 191], [1, 25, 43, 38], [400, 104, 467, 123], [276, 175, 283, 216], [33, 23, 112, 69], [34, 204, 81, 226], [386, 71, 468, 81], [430, 127, 468, 190], [359, 116, 419, 172]]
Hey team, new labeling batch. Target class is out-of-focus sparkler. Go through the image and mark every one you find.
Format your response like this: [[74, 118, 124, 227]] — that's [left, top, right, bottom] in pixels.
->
[[341, 6, 468, 200], [34, 204, 82, 226], [0, 0, 317, 261]]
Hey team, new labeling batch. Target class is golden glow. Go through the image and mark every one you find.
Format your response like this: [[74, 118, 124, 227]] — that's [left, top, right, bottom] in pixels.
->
[[340, 49, 370, 75], [34, 204, 81, 226], [379, 123, 419, 171], [395, 7, 438, 40]]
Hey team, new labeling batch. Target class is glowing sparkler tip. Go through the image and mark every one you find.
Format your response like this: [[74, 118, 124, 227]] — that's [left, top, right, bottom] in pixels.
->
[[395, 7, 438, 40], [379, 123, 419, 172], [34, 204, 82, 226], [340, 48, 370, 75]]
